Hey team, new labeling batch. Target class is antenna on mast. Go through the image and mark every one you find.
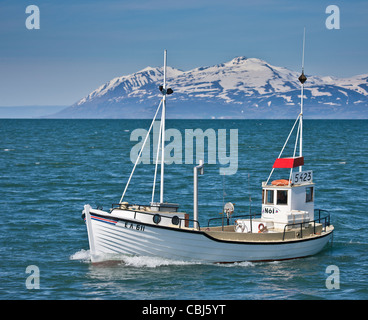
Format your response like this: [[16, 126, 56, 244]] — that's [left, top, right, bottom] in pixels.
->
[[298, 27, 307, 172], [301, 27, 306, 75]]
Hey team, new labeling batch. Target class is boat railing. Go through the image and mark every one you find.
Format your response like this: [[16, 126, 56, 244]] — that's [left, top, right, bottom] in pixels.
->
[[110, 203, 201, 229], [207, 213, 262, 232], [313, 209, 331, 234], [315, 209, 331, 227], [282, 209, 331, 240], [111, 203, 150, 211], [183, 218, 201, 230]]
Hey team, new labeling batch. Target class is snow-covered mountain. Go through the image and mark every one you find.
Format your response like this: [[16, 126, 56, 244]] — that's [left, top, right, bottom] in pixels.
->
[[51, 56, 368, 119]]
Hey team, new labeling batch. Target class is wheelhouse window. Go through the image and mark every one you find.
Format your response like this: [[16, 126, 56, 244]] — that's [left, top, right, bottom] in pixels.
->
[[277, 190, 288, 205], [306, 187, 314, 202], [266, 190, 274, 204]]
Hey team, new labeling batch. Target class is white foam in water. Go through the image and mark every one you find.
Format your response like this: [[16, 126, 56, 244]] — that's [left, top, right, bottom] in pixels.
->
[[220, 261, 255, 268], [120, 255, 200, 268], [69, 250, 203, 267], [235, 261, 255, 267], [70, 250, 258, 268], [70, 249, 91, 262]]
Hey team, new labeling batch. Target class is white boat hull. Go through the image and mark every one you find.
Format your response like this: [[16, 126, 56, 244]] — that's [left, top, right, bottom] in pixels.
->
[[83, 205, 333, 263]]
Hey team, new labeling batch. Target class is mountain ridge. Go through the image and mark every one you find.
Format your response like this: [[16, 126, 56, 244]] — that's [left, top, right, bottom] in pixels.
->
[[49, 56, 368, 119]]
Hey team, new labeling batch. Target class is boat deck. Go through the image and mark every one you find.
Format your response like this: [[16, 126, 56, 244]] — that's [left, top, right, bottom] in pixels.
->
[[203, 224, 328, 242], [162, 219, 330, 242]]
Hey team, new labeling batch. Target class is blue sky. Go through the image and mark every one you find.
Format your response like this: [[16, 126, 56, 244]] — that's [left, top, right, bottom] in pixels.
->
[[0, 0, 367, 106]]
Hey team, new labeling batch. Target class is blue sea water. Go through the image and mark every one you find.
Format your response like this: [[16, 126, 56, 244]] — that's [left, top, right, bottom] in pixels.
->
[[0, 119, 367, 300]]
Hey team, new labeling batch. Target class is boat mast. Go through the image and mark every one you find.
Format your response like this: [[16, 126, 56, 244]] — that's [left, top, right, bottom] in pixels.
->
[[265, 29, 307, 185], [299, 28, 306, 172], [160, 50, 167, 203], [121, 50, 173, 204]]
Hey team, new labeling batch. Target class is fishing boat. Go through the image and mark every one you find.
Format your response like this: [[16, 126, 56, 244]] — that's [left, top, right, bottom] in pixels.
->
[[82, 36, 334, 263]]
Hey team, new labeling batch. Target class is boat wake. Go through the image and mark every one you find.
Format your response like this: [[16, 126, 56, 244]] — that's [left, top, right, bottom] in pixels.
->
[[69, 249, 202, 268], [119, 255, 202, 268], [70, 249, 261, 269]]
